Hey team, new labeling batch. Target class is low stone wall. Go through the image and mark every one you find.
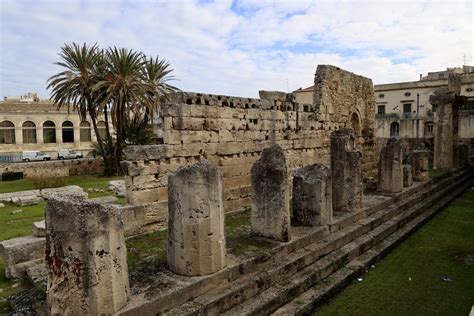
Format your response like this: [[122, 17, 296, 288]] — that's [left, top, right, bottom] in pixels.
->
[[0, 158, 103, 178]]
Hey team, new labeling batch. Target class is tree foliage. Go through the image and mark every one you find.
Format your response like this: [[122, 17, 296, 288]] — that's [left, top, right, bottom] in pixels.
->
[[47, 43, 178, 175]]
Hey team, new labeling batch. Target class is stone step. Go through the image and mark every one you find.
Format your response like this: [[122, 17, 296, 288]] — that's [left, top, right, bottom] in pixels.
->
[[222, 174, 471, 316], [163, 170, 470, 315], [273, 178, 472, 315]]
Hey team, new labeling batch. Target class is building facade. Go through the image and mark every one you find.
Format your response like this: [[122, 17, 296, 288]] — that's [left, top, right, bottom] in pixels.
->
[[0, 98, 111, 159], [293, 66, 474, 142]]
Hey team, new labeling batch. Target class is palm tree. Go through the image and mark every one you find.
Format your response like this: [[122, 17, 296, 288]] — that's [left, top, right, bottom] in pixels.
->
[[47, 43, 117, 175], [49, 43, 178, 175]]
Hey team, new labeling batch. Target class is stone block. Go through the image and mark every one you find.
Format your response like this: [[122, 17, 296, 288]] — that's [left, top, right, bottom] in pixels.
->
[[403, 164, 413, 187], [292, 164, 333, 226], [40, 185, 88, 200], [45, 198, 129, 315], [457, 141, 470, 168], [17, 195, 40, 206], [32, 220, 46, 237], [0, 236, 45, 278], [410, 144, 430, 182], [330, 128, 362, 213], [168, 160, 226, 276], [378, 138, 403, 193], [251, 145, 290, 242]]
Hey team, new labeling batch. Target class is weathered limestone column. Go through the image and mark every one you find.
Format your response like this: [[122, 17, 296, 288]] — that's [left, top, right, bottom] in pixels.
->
[[403, 164, 413, 187], [430, 74, 466, 171], [45, 198, 129, 315], [378, 138, 403, 193], [330, 128, 362, 213], [251, 145, 290, 242], [457, 141, 471, 168], [167, 160, 226, 276], [410, 144, 430, 181], [292, 164, 332, 226]]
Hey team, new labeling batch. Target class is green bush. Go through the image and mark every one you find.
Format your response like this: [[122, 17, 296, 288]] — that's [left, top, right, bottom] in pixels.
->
[[1, 172, 24, 181], [31, 176, 69, 189]]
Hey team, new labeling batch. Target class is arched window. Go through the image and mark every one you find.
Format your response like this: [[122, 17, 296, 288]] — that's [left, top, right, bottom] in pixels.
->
[[22, 121, 37, 143], [62, 121, 74, 143], [390, 122, 400, 137], [97, 121, 107, 140], [43, 121, 56, 143], [80, 121, 91, 142], [350, 112, 360, 136], [0, 121, 15, 144]]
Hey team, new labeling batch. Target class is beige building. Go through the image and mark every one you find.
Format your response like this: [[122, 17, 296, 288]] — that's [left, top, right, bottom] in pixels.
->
[[293, 66, 474, 141], [0, 97, 110, 159]]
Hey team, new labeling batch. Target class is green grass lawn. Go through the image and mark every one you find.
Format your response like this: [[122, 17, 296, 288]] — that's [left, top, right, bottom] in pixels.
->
[[317, 187, 474, 316]]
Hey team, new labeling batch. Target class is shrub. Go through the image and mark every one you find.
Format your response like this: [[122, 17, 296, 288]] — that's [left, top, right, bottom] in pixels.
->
[[30, 176, 69, 189], [1, 171, 24, 181]]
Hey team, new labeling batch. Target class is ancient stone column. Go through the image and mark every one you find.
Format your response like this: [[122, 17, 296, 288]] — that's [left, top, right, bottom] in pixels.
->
[[403, 164, 413, 187], [378, 138, 403, 193], [292, 164, 332, 226], [167, 160, 226, 276], [410, 144, 430, 182], [251, 145, 290, 242], [430, 74, 466, 171], [330, 128, 362, 213], [457, 141, 471, 168], [45, 198, 129, 315]]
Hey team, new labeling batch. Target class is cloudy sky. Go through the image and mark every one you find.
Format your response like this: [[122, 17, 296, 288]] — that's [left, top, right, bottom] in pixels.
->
[[0, 0, 472, 98]]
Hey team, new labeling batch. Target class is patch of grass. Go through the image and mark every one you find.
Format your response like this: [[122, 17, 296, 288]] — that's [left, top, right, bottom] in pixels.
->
[[0, 174, 122, 196], [0, 202, 45, 241], [428, 166, 445, 179], [126, 230, 168, 273], [317, 187, 474, 316], [225, 210, 272, 256]]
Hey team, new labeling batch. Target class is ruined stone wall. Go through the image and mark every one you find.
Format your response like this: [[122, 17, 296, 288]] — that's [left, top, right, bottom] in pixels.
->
[[0, 158, 103, 178], [314, 65, 377, 173], [122, 65, 377, 214]]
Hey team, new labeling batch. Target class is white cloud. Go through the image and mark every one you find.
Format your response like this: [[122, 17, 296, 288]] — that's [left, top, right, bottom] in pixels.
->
[[0, 0, 472, 98]]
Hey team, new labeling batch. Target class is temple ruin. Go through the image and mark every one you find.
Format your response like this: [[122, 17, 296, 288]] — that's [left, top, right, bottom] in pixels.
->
[[1, 65, 472, 315]]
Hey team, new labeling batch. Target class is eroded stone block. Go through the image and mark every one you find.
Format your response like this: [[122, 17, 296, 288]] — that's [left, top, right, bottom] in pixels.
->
[[292, 164, 332, 226], [403, 164, 413, 187], [410, 144, 430, 182], [45, 198, 129, 315], [167, 160, 226, 276], [330, 128, 362, 213], [378, 138, 403, 193], [251, 145, 290, 242]]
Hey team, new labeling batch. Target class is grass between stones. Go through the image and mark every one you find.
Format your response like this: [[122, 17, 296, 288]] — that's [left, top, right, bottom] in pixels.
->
[[127, 209, 271, 274], [317, 187, 474, 316]]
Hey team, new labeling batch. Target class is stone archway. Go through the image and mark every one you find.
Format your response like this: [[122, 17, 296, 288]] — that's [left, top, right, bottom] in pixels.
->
[[350, 112, 361, 136]]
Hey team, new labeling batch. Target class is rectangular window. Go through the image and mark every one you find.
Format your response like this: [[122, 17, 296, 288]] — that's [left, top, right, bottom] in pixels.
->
[[377, 105, 385, 115], [403, 104, 412, 113]]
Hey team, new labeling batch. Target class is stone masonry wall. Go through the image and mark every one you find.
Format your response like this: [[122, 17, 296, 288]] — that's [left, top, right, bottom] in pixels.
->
[[121, 65, 377, 214]]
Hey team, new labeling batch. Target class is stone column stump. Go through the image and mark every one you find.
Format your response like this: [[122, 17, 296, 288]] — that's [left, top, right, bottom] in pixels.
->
[[251, 145, 290, 242], [457, 141, 471, 168], [330, 128, 362, 213], [403, 164, 413, 187], [410, 144, 430, 182], [167, 160, 226, 276], [292, 164, 333, 226], [45, 198, 129, 315], [378, 138, 403, 193]]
